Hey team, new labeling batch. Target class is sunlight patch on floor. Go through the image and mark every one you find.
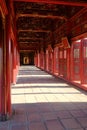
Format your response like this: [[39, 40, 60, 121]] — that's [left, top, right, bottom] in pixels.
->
[[17, 75, 53, 78]]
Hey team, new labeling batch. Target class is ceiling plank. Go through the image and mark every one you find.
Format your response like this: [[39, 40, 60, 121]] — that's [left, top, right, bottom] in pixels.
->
[[13, 0, 87, 7], [18, 29, 51, 33], [16, 13, 67, 20], [20, 50, 35, 52], [18, 37, 43, 40]]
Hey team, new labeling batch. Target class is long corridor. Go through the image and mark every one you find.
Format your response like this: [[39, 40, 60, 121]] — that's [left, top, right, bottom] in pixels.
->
[[0, 66, 87, 130]]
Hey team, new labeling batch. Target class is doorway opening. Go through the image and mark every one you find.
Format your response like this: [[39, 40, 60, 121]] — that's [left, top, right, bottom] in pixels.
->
[[20, 52, 34, 65]]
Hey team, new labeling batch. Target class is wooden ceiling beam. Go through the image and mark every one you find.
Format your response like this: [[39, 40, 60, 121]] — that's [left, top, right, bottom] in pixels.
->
[[13, 0, 87, 7], [18, 29, 51, 33], [19, 47, 39, 50], [16, 13, 67, 20], [18, 37, 43, 40], [18, 42, 43, 46], [20, 50, 35, 52]]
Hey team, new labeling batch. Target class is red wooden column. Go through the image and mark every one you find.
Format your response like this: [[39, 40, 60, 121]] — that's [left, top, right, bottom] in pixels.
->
[[37, 51, 40, 67], [46, 49, 49, 71], [5, 13, 12, 119], [80, 38, 87, 90], [0, 16, 7, 121], [52, 50, 54, 74], [53, 46, 59, 76], [0, 0, 12, 121], [10, 39, 17, 84], [12, 44, 17, 84], [34, 52, 37, 66], [16, 49, 19, 75], [16, 49, 19, 70], [34, 53, 36, 65], [47, 45, 54, 73], [59, 47, 64, 77], [43, 51, 46, 70], [40, 49, 45, 69], [67, 48, 71, 80]]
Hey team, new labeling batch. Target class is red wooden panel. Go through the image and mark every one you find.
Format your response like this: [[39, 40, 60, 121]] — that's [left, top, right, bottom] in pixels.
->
[[40, 51, 44, 69], [54, 47, 59, 75], [63, 50, 67, 78], [37, 52, 40, 67], [59, 49, 63, 76], [46, 46, 53, 73], [71, 40, 81, 84], [59, 49, 69, 78], [46, 50, 49, 71], [82, 39, 87, 84], [48, 51, 53, 72]]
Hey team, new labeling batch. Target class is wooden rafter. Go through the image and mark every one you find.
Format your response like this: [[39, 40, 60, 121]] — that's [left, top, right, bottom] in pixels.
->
[[16, 13, 67, 21], [18, 37, 43, 39], [19, 41, 42, 44], [20, 50, 35, 52], [18, 29, 51, 33], [13, 0, 87, 7]]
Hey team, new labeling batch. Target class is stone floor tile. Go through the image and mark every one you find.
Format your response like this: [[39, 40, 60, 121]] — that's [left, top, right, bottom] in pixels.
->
[[77, 117, 87, 127], [70, 110, 86, 118], [11, 125, 28, 130], [0, 121, 9, 127], [0, 127, 9, 130], [82, 109, 87, 115], [7, 66, 87, 130], [39, 105, 53, 112], [65, 103, 79, 110], [61, 118, 81, 129], [28, 113, 42, 122], [10, 115, 27, 124], [25, 105, 39, 113], [71, 128, 84, 130], [45, 120, 64, 130], [41, 112, 57, 120], [29, 122, 46, 130], [53, 104, 67, 111], [56, 110, 72, 119]]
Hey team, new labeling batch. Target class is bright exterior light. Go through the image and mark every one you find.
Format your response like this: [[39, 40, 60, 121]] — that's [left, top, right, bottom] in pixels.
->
[[17, 75, 53, 78], [84, 38, 87, 40], [76, 40, 81, 42]]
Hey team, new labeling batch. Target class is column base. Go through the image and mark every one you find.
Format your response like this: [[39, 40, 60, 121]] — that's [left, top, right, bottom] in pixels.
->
[[0, 110, 15, 121], [0, 114, 8, 121]]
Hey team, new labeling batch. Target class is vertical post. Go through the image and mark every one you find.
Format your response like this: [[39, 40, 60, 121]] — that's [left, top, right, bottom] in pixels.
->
[[80, 40, 84, 86], [52, 50, 54, 74], [5, 14, 12, 118], [44, 51, 46, 70], [12, 44, 17, 84], [0, 16, 7, 121], [67, 48, 71, 80]]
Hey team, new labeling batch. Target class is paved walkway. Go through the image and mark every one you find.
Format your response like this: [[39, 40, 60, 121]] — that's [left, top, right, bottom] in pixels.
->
[[0, 66, 87, 130]]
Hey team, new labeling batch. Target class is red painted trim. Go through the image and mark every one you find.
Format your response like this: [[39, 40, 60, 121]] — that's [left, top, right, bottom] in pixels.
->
[[70, 8, 87, 22], [0, 0, 8, 16], [16, 14, 67, 21], [72, 32, 87, 41], [13, 0, 87, 7]]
